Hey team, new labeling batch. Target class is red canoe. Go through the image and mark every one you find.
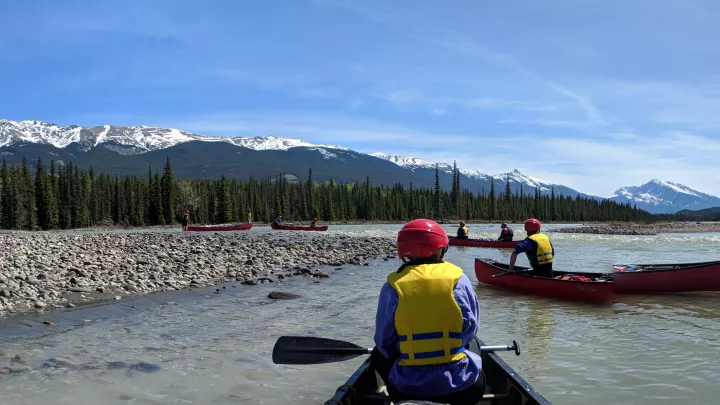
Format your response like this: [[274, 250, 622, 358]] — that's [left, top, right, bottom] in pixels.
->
[[185, 223, 253, 232], [449, 236, 520, 249], [611, 261, 720, 293], [474, 258, 615, 304], [270, 222, 328, 231]]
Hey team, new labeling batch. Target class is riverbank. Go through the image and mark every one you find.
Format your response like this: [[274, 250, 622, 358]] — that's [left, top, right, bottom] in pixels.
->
[[0, 231, 397, 318], [549, 221, 720, 235]]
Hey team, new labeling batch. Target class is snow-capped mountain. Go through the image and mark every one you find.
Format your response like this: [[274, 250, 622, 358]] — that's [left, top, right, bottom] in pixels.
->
[[3, 119, 719, 214], [370, 153, 453, 172], [609, 179, 720, 214], [370, 154, 596, 199], [0, 119, 346, 155], [492, 169, 555, 192]]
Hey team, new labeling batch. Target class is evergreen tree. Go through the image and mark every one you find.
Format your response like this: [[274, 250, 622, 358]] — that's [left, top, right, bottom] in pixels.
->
[[161, 157, 175, 224]]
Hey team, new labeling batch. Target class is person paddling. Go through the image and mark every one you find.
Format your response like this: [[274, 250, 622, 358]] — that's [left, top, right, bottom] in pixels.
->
[[247, 207, 253, 224], [498, 222, 514, 241], [456, 221, 469, 240], [273, 215, 283, 227], [310, 217, 318, 227], [370, 219, 486, 405], [508, 218, 555, 278], [181, 210, 189, 231]]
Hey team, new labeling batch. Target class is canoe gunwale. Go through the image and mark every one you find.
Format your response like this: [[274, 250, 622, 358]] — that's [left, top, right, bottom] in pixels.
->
[[611, 260, 720, 273], [474, 258, 615, 304], [324, 338, 551, 405]]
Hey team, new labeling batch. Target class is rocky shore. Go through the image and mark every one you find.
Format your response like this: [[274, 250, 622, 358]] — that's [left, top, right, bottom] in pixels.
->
[[550, 221, 720, 235], [0, 231, 397, 318]]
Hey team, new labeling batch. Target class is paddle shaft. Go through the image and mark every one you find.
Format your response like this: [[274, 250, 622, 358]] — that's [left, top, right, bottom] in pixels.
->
[[289, 345, 518, 355]]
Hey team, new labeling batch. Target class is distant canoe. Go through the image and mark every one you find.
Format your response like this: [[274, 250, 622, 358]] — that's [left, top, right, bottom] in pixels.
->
[[185, 223, 253, 232], [270, 222, 328, 231], [449, 236, 520, 249], [611, 261, 720, 293]]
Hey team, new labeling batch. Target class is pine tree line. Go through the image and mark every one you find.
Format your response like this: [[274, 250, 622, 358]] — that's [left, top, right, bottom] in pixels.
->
[[0, 158, 652, 231]]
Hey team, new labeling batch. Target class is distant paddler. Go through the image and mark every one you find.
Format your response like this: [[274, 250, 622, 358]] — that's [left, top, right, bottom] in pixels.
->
[[456, 221, 469, 240], [182, 210, 190, 231]]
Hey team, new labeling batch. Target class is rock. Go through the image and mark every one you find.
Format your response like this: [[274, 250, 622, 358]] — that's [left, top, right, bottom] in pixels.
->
[[45, 357, 77, 368], [313, 271, 331, 278], [69, 287, 92, 293], [34, 301, 46, 309], [268, 291, 300, 300], [241, 279, 257, 286]]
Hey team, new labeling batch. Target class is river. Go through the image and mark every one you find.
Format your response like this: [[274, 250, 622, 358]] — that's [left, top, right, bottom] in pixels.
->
[[1, 223, 719, 405]]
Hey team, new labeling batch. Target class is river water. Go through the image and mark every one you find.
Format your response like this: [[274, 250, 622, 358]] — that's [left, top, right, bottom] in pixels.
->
[[1, 224, 719, 405]]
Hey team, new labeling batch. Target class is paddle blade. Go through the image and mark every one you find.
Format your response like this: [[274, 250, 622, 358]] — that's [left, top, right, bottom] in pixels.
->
[[272, 336, 372, 365]]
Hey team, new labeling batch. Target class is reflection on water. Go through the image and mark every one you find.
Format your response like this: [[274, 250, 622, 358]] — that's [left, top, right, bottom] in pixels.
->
[[0, 225, 719, 404]]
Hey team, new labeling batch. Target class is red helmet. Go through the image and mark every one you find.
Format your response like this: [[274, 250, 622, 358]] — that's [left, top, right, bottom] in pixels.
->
[[313, 217, 318, 221], [459, 221, 466, 226], [525, 218, 541, 232], [397, 219, 449, 260], [185, 210, 190, 214]]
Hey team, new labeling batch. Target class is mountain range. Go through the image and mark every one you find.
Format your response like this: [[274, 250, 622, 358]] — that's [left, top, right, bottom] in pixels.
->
[[1, 118, 717, 215]]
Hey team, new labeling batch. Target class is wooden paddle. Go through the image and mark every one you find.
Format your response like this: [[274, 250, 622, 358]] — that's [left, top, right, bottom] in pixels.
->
[[272, 336, 520, 365]]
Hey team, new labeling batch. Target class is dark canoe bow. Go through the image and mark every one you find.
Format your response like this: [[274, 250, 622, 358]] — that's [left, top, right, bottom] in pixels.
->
[[325, 338, 551, 405]]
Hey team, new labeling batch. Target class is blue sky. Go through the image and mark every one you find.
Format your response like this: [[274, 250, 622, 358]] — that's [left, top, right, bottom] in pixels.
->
[[2, 0, 720, 197]]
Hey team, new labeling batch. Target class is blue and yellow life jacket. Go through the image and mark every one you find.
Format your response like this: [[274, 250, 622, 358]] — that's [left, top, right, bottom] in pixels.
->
[[457, 226, 469, 238], [386, 262, 467, 367], [528, 233, 554, 265]]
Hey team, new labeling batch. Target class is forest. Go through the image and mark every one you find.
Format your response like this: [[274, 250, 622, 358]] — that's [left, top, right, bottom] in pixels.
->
[[0, 157, 653, 230]]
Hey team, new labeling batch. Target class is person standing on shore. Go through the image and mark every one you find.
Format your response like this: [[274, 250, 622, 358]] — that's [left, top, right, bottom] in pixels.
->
[[456, 221, 469, 240], [498, 222, 514, 241], [247, 208, 253, 224], [370, 219, 485, 404], [181, 210, 189, 231], [508, 218, 554, 278]]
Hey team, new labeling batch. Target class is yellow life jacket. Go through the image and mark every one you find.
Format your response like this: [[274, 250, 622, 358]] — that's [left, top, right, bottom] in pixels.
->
[[528, 233, 554, 265], [461, 226, 469, 237], [386, 262, 467, 366]]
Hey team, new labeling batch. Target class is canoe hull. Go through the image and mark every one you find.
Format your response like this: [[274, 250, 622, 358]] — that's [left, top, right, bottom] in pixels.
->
[[612, 261, 720, 293], [449, 236, 520, 249], [475, 258, 615, 304], [326, 338, 551, 405], [184, 223, 253, 232], [270, 222, 328, 231]]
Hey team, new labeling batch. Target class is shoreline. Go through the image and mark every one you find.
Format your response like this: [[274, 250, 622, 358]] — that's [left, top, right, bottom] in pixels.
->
[[0, 230, 397, 319], [549, 221, 720, 235], [1, 219, 712, 234]]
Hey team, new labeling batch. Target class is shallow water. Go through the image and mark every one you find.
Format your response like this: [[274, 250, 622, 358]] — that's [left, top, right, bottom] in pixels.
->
[[1, 223, 719, 404]]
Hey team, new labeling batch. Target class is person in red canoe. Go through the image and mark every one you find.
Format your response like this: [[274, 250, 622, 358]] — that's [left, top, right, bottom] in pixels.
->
[[508, 218, 554, 278], [497, 222, 514, 241], [181, 210, 189, 231], [370, 219, 485, 405], [310, 217, 318, 227], [456, 221, 469, 240], [273, 215, 283, 227]]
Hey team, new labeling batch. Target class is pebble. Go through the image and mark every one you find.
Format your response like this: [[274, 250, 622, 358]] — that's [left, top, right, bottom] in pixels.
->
[[0, 231, 396, 318]]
